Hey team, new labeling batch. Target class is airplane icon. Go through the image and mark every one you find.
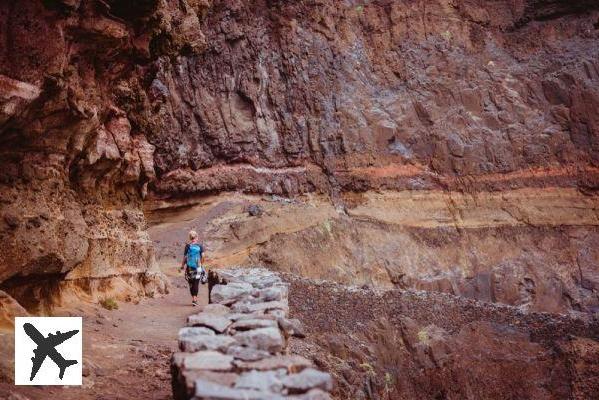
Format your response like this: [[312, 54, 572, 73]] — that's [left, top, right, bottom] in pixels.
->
[[23, 322, 79, 381]]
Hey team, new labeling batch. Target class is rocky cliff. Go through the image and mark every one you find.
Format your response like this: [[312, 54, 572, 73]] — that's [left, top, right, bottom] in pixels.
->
[[147, 0, 599, 314], [1, 0, 599, 315]]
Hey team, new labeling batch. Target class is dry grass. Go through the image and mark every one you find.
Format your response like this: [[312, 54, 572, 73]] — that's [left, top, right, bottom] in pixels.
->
[[100, 297, 119, 310]]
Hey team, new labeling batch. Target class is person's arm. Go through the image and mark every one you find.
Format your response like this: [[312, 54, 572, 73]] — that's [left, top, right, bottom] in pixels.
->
[[180, 244, 189, 270], [200, 244, 207, 269]]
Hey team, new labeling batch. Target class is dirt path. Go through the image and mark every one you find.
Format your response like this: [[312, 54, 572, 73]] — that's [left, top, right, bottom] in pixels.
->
[[1, 267, 208, 400]]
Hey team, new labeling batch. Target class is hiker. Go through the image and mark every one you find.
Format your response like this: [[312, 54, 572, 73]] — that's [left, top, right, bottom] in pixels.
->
[[180, 230, 207, 306]]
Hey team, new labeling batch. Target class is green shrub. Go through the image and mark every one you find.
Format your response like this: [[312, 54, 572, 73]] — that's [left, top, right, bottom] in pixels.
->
[[100, 297, 119, 310]]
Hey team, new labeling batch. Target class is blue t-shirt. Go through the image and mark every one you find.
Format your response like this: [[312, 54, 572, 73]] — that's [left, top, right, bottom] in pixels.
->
[[184, 242, 203, 269]]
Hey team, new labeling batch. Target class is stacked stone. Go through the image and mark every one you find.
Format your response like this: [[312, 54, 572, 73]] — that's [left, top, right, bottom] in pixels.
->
[[171, 268, 333, 400]]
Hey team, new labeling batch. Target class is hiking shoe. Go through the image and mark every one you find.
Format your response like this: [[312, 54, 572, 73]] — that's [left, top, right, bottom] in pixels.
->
[[192, 301, 198, 307]]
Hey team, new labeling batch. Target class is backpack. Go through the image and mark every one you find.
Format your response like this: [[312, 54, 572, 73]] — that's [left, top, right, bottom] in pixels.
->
[[186, 243, 202, 269]]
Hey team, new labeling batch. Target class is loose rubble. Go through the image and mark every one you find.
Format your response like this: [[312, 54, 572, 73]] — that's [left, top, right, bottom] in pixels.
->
[[171, 268, 332, 400]]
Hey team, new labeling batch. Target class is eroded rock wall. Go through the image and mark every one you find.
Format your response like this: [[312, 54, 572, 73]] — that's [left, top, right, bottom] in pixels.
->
[[144, 0, 599, 315], [1, 0, 599, 315], [146, 0, 599, 196], [0, 0, 201, 309]]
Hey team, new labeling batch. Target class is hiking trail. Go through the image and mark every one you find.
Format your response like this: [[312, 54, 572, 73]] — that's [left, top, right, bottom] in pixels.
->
[[1, 267, 207, 400]]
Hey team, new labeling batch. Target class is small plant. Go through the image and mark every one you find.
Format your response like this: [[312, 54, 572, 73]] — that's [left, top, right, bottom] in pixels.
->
[[356, 5, 364, 13], [100, 297, 119, 310], [417, 329, 429, 344], [322, 219, 333, 235], [384, 372, 395, 398], [359, 362, 376, 377]]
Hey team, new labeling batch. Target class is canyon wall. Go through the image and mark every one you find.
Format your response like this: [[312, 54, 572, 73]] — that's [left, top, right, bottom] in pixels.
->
[[145, 0, 599, 314], [1, 0, 599, 314], [0, 0, 194, 310], [148, 0, 599, 196]]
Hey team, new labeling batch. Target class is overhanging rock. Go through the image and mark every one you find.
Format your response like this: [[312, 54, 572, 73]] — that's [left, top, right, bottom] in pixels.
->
[[171, 268, 333, 400]]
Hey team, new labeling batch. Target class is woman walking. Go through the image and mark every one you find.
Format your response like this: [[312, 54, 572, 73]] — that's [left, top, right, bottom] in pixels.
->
[[180, 230, 206, 306]]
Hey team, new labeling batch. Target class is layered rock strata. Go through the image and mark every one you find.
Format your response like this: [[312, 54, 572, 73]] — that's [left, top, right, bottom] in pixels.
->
[[2, 0, 599, 316], [142, 0, 599, 316], [148, 191, 599, 314], [171, 268, 333, 400]]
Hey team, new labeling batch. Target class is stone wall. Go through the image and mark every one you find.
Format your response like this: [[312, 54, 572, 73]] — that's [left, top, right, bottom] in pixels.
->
[[285, 273, 599, 399], [171, 268, 333, 400], [285, 273, 599, 342]]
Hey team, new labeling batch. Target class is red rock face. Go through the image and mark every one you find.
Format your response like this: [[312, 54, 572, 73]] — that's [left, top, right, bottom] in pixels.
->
[[0, 1, 598, 313], [0, 0, 188, 308], [0, 1, 598, 397], [144, 0, 599, 196]]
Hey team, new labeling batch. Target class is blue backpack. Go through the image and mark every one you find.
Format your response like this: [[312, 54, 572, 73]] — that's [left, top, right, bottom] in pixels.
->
[[186, 243, 202, 269]]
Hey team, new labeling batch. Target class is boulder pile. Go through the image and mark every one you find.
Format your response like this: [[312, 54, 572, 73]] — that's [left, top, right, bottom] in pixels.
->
[[171, 268, 333, 399]]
